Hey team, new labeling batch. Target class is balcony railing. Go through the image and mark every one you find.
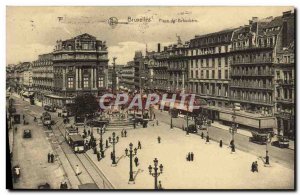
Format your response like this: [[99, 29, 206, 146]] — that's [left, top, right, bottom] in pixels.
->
[[232, 58, 273, 65], [276, 79, 294, 85], [230, 83, 274, 90], [230, 96, 273, 105], [230, 44, 274, 52], [231, 70, 274, 77]]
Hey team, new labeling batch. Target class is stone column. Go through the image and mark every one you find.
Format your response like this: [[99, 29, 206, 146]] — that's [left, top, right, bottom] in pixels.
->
[[75, 67, 78, 90], [62, 68, 66, 90], [94, 68, 97, 89], [79, 67, 82, 89], [91, 68, 94, 88]]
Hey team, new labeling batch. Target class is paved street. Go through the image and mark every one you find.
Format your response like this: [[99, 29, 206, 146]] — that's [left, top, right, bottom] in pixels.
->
[[76, 120, 293, 189], [8, 93, 295, 189], [153, 109, 295, 170], [10, 96, 66, 189]]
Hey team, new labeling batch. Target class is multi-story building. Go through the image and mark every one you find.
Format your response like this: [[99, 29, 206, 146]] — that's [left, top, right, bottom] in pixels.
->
[[120, 61, 135, 92], [188, 28, 234, 118], [133, 51, 145, 91], [150, 44, 169, 92], [32, 53, 54, 103], [51, 33, 109, 107], [228, 11, 295, 133], [23, 64, 33, 91], [166, 38, 189, 93]]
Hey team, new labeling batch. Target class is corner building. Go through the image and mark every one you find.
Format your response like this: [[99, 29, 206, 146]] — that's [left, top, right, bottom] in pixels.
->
[[51, 33, 109, 107]]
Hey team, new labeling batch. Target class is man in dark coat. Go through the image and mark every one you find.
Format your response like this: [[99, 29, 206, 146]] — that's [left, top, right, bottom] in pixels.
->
[[48, 153, 51, 163], [124, 130, 127, 137], [206, 135, 210, 143], [97, 151, 101, 161], [50, 153, 54, 163], [201, 132, 204, 139], [138, 141, 142, 149], [219, 140, 223, 148], [157, 136, 161, 143], [134, 156, 139, 167], [190, 152, 194, 161], [106, 139, 109, 148]]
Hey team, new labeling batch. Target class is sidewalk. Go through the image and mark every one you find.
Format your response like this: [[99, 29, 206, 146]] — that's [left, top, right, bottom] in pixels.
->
[[211, 121, 253, 137]]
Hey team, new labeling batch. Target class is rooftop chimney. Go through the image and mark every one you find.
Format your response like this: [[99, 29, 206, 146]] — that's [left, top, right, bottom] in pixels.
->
[[157, 43, 161, 52], [252, 17, 258, 22], [283, 11, 292, 18]]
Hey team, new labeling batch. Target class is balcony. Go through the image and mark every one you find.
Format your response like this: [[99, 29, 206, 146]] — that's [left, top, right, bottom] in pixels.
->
[[168, 66, 186, 71], [231, 70, 274, 77], [230, 96, 273, 106], [230, 45, 274, 52], [276, 97, 294, 104], [231, 58, 273, 65], [276, 79, 294, 85], [229, 83, 274, 90]]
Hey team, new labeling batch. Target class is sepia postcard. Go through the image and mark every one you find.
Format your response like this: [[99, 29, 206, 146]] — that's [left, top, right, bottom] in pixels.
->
[[6, 6, 295, 190]]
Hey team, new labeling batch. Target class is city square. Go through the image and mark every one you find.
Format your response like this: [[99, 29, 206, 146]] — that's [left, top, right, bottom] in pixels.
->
[[6, 6, 295, 190]]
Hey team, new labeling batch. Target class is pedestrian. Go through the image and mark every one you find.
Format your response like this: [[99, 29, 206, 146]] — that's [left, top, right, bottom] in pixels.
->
[[190, 152, 194, 161], [157, 136, 161, 144], [88, 129, 91, 136], [219, 140, 223, 148], [60, 180, 68, 189], [124, 129, 127, 137], [187, 153, 190, 161], [48, 153, 51, 163], [251, 162, 255, 172], [153, 113, 156, 119], [101, 150, 105, 158], [156, 120, 159, 126], [83, 129, 87, 138], [206, 135, 210, 143], [93, 147, 97, 154], [134, 156, 139, 167], [116, 136, 119, 142], [230, 140, 234, 148], [121, 130, 124, 137], [106, 139, 109, 148], [50, 153, 54, 163], [75, 165, 81, 176], [158, 180, 163, 190], [97, 151, 101, 161], [201, 132, 204, 139], [138, 141, 142, 149], [254, 161, 258, 172]]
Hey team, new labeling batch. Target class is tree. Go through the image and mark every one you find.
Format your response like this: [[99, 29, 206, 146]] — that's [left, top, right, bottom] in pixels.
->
[[71, 93, 99, 117]]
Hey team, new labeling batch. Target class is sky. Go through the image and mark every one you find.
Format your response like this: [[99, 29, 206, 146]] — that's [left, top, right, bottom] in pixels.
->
[[6, 6, 293, 65]]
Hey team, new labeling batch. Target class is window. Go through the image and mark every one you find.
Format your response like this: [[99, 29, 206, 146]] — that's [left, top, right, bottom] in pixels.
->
[[225, 70, 228, 79], [83, 77, 89, 88], [218, 70, 222, 79], [225, 57, 228, 67], [196, 70, 199, 78], [190, 70, 193, 78], [67, 77, 73, 88], [212, 58, 215, 67], [98, 77, 104, 87], [206, 70, 209, 79], [83, 43, 89, 50], [68, 66, 73, 72], [219, 47, 222, 53], [212, 70, 215, 79], [218, 58, 222, 67]]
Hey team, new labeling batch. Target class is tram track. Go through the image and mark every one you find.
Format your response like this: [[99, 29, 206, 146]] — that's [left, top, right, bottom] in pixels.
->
[[52, 118, 115, 189]]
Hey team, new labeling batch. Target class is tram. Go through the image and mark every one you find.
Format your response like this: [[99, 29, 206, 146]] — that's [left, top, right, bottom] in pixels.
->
[[42, 112, 52, 126], [68, 134, 85, 153]]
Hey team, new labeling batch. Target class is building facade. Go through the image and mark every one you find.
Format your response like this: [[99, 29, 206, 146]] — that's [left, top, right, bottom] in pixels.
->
[[51, 33, 109, 107], [188, 29, 234, 119], [120, 61, 135, 92], [32, 53, 54, 103]]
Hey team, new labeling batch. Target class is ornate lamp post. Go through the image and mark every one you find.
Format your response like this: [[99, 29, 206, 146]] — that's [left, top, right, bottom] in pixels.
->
[[125, 143, 138, 183], [108, 132, 119, 165], [170, 116, 173, 129], [265, 133, 272, 165], [229, 105, 238, 152], [148, 158, 163, 190]]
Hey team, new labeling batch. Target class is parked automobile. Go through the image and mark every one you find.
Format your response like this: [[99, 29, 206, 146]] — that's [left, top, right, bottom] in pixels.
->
[[271, 135, 290, 148], [23, 129, 32, 138], [185, 124, 197, 133], [249, 132, 268, 145]]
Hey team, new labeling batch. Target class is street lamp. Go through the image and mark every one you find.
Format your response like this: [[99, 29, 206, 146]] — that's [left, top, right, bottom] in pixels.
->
[[265, 133, 272, 165], [148, 158, 163, 190], [125, 143, 138, 183], [229, 105, 238, 152], [108, 132, 119, 166], [170, 116, 173, 129]]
